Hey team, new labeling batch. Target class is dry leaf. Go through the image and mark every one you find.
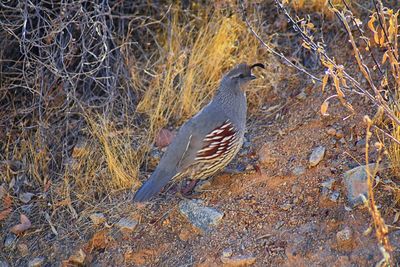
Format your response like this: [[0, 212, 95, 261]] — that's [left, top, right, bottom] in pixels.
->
[[84, 230, 112, 254], [0, 208, 12, 221], [322, 74, 329, 92], [3, 193, 12, 209], [320, 100, 330, 116], [382, 51, 389, 65], [10, 213, 31, 234], [155, 129, 176, 148]]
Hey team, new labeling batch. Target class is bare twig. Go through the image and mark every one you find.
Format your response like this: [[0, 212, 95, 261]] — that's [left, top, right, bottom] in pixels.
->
[[238, 0, 322, 83]]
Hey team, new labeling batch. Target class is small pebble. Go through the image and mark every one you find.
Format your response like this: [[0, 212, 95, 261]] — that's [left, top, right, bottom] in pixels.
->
[[330, 191, 340, 202], [336, 130, 344, 139], [327, 128, 336, 136], [179, 199, 224, 232], [309, 146, 325, 167], [222, 248, 233, 258], [321, 178, 335, 190], [115, 217, 138, 233], [343, 164, 377, 207], [292, 166, 305, 176]]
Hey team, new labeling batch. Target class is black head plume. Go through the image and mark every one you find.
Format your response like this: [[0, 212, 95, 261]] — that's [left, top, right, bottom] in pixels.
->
[[250, 63, 265, 70]]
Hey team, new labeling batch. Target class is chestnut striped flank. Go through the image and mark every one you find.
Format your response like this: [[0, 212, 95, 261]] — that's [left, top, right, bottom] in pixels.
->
[[196, 121, 237, 161]]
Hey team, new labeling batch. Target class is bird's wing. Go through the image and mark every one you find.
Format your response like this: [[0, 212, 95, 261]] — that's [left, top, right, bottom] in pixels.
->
[[176, 112, 236, 171]]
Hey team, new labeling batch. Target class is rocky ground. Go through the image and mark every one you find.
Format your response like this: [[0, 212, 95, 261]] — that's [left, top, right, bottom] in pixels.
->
[[4, 78, 395, 267], [2, 3, 400, 267]]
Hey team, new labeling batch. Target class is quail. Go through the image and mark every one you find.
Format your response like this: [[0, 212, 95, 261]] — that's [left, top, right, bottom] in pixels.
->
[[134, 63, 265, 202]]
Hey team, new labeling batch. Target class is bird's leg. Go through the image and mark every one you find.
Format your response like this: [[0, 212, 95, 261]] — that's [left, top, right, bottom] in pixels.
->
[[180, 179, 198, 196]]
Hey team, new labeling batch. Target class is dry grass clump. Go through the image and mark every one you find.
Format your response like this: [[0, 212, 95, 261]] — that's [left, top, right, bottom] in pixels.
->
[[68, 114, 145, 200], [0, 1, 281, 209], [136, 6, 273, 144]]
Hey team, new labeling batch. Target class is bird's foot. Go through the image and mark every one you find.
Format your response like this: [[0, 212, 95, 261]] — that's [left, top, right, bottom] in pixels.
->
[[180, 180, 198, 196]]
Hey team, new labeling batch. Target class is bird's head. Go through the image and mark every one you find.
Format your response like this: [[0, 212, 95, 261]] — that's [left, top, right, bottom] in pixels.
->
[[224, 63, 265, 89]]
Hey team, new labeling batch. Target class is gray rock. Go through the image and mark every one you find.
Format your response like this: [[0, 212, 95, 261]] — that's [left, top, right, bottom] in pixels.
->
[[179, 199, 224, 232], [309, 146, 325, 167], [292, 166, 305, 176], [4, 233, 17, 251], [0, 261, 10, 267], [330, 191, 340, 202], [28, 257, 45, 267], [115, 217, 138, 233], [343, 164, 377, 207], [19, 192, 34, 204]]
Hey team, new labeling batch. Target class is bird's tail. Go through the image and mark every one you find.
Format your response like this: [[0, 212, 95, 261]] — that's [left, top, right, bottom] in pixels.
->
[[133, 169, 174, 202]]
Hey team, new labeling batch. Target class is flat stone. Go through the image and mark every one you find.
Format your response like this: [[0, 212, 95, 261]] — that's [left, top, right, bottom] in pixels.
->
[[28, 257, 45, 267], [115, 217, 138, 233], [19, 192, 34, 204], [292, 166, 305, 176], [220, 255, 256, 266], [89, 213, 106, 225], [343, 164, 377, 207], [4, 233, 17, 251], [179, 199, 224, 232], [309, 146, 325, 167]]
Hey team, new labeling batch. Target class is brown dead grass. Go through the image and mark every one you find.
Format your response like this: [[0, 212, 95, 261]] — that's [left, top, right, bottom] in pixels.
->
[[63, 4, 281, 201]]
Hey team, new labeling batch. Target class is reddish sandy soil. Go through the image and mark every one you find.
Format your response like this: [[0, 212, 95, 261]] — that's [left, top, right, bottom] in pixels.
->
[[77, 82, 399, 266], [2, 7, 400, 267]]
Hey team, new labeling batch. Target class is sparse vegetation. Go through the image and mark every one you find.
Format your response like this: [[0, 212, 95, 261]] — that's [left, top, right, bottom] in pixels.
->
[[1, 1, 400, 266]]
